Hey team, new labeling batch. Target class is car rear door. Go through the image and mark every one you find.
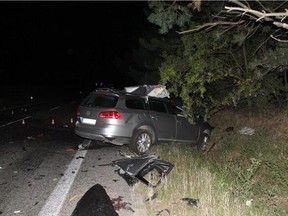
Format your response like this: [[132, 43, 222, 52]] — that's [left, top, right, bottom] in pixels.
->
[[148, 98, 177, 142]]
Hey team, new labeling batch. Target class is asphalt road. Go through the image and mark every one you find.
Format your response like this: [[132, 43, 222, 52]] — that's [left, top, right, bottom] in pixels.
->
[[0, 97, 147, 216]]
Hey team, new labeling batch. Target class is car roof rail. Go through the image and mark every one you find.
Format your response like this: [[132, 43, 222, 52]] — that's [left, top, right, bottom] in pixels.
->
[[94, 87, 118, 93]]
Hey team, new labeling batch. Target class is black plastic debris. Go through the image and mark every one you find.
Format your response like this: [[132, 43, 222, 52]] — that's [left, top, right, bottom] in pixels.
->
[[181, 198, 199, 207], [226, 126, 234, 132], [156, 208, 170, 216], [71, 184, 118, 216], [145, 193, 157, 202], [101, 154, 174, 188]]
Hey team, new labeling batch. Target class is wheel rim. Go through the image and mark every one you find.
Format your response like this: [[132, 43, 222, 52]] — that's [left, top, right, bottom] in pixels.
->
[[136, 133, 151, 153], [200, 135, 209, 150]]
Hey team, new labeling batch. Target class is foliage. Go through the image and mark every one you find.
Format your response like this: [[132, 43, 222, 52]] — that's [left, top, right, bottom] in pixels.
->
[[147, 0, 193, 34], [146, 0, 288, 118], [160, 30, 233, 117]]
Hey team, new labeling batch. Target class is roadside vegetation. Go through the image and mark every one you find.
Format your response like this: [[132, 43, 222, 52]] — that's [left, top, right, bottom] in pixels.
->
[[125, 1, 288, 215], [135, 107, 288, 216]]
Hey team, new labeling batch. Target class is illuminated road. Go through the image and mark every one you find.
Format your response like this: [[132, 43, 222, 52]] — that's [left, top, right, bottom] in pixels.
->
[[0, 98, 146, 216]]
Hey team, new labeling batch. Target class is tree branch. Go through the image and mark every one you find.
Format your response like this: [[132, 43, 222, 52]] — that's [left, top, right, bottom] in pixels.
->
[[176, 0, 288, 42], [224, 6, 288, 30], [270, 34, 288, 43], [176, 20, 245, 34]]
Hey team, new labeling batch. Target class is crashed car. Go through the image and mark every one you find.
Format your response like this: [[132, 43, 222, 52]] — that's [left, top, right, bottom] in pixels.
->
[[74, 85, 213, 155]]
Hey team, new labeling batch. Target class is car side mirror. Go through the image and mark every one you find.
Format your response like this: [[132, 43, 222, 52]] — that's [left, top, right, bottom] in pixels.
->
[[193, 113, 204, 123]]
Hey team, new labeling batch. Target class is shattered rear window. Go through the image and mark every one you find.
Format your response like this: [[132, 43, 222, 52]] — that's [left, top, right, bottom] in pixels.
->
[[81, 93, 118, 108]]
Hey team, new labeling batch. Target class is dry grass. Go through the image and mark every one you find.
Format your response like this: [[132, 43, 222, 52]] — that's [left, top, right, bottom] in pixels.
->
[[134, 108, 288, 216], [211, 107, 288, 139], [134, 144, 270, 216]]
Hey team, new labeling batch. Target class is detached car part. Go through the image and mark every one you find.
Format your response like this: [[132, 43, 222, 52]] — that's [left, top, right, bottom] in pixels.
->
[[102, 154, 174, 188]]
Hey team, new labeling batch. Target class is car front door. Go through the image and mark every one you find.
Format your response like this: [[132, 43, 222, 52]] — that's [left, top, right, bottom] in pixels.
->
[[172, 105, 199, 143], [149, 99, 177, 142]]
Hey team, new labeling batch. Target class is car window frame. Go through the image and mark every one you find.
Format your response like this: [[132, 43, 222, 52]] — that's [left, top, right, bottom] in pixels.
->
[[149, 98, 174, 115], [81, 92, 119, 108], [125, 95, 148, 110]]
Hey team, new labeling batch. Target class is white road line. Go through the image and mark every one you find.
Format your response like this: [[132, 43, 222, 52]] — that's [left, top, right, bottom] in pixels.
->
[[50, 106, 61, 111], [0, 115, 32, 128], [38, 141, 91, 216]]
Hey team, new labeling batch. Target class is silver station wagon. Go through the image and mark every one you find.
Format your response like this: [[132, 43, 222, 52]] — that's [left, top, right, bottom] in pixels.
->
[[74, 85, 213, 155]]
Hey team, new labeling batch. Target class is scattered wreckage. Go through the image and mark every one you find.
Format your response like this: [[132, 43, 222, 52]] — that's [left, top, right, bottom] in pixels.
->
[[101, 150, 174, 188], [71, 151, 174, 216]]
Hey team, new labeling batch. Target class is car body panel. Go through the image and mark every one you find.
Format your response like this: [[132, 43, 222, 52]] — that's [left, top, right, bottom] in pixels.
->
[[74, 88, 212, 149], [149, 110, 177, 142]]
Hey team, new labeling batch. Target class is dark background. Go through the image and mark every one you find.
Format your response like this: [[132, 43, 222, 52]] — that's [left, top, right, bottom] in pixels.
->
[[0, 1, 149, 100]]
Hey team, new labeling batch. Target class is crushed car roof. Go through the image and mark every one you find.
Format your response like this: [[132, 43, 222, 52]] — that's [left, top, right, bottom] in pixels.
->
[[124, 85, 170, 98]]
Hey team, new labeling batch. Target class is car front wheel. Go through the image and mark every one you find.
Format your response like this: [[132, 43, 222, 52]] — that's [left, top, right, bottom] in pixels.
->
[[197, 129, 211, 151], [130, 129, 153, 155]]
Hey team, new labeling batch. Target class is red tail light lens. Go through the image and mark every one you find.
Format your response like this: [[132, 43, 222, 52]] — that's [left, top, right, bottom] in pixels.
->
[[98, 111, 122, 119], [76, 107, 80, 117]]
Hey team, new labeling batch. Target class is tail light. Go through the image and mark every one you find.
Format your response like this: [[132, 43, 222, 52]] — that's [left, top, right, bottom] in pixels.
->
[[98, 111, 122, 119], [76, 107, 80, 118]]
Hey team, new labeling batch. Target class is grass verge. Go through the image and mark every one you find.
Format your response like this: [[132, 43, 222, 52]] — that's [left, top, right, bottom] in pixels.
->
[[134, 108, 288, 216]]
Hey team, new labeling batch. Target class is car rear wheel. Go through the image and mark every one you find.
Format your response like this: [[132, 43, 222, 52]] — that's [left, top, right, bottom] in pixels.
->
[[130, 129, 152, 155]]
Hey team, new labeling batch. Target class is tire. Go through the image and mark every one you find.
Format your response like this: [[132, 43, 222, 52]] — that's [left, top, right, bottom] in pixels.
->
[[197, 129, 210, 151], [129, 129, 153, 155]]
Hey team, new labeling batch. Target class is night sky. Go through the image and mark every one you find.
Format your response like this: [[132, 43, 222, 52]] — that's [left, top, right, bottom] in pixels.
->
[[0, 1, 149, 97]]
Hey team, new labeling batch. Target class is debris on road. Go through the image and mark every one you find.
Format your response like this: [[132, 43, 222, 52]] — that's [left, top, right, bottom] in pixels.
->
[[246, 199, 253, 207], [27, 136, 35, 140], [115, 149, 132, 158], [156, 208, 170, 216], [239, 127, 255, 135], [225, 126, 234, 132], [69, 194, 84, 202], [77, 144, 86, 150], [77, 139, 92, 150], [101, 153, 174, 188], [66, 147, 77, 152], [145, 193, 157, 202], [181, 197, 200, 207], [111, 196, 134, 212]]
